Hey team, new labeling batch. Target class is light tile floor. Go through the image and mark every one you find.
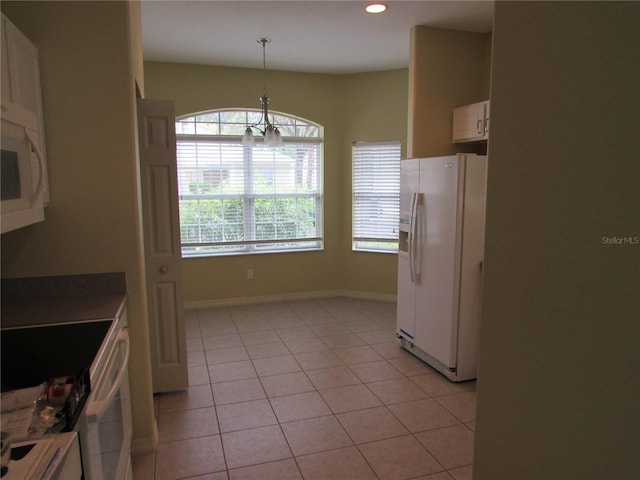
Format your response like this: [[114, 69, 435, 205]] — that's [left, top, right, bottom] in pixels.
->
[[132, 297, 476, 480]]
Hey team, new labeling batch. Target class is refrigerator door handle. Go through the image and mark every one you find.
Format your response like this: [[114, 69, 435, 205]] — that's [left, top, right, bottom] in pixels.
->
[[414, 193, 423, 284], [408, 193, 417, 283]]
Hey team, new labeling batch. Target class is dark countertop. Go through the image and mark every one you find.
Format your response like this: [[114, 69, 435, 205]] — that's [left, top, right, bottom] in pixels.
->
[[1, 294, 126, 328], [1, 272, 127, 328]]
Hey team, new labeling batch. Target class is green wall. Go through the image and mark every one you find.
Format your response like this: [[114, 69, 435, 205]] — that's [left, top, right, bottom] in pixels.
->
[[473, 2, 640, 478], [408, 26, 491, 158], [144, 62, 408, 304]]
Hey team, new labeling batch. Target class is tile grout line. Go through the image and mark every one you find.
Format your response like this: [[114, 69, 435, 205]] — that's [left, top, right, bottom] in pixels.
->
[[147, 297, 475, 479], [202, 305, 230, 478]]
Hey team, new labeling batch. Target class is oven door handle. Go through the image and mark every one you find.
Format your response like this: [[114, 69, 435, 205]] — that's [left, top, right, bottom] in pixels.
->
[[85, 329, 130, 422]]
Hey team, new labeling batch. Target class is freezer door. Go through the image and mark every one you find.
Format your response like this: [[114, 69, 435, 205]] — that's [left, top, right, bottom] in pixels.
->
[[414, 155, 463, 369], [396, 159, 420, 340], [397, 252, 416, 340]]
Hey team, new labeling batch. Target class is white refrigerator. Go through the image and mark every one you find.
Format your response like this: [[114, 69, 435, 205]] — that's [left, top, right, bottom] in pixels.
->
[[396, 154, 487, 382]]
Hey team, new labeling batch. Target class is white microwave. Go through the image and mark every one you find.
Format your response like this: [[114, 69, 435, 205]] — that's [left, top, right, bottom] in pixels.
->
[[1, 116, 46, 233]]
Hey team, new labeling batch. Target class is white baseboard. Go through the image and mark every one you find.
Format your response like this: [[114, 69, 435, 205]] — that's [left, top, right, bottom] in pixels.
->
[[339, 290, 397, 303], [184, 289, 396, 310]]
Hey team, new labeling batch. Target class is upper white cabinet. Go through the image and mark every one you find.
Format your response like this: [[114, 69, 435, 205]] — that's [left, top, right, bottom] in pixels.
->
[[452, 100, 490, 143], [2, 14, 43, 131]]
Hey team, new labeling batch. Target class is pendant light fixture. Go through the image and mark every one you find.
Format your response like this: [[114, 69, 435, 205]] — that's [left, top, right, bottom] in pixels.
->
[[243, 38, 283, 147]]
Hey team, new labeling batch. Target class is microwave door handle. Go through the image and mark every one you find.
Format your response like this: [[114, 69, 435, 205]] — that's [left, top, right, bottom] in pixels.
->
[[86, 330, 130, 422], [24, 129, 44, 201]]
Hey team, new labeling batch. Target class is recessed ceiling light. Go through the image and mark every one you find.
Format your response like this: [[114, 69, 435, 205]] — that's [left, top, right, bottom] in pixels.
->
[[365, 3, 388, 14]]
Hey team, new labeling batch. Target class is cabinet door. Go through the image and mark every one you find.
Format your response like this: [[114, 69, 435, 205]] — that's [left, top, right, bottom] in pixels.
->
[[1, 16, 10, 111], [452, 101, 488, 143], [1, 13, 40, 130], [483, 101, 490, 136]]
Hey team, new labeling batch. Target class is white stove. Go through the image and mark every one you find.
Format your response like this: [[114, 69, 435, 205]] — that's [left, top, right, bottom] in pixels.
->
[[1, 308, 132, 480]]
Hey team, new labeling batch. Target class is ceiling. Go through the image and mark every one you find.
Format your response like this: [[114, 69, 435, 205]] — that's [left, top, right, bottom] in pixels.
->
[[141, 0, 494, 75]]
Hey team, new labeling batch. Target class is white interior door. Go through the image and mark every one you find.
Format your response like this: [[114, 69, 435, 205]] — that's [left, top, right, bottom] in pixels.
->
[[137, 98, 188, 393]]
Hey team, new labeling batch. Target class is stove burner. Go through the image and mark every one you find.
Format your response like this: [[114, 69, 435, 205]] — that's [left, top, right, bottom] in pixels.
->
[[11, 444, 34, 461]]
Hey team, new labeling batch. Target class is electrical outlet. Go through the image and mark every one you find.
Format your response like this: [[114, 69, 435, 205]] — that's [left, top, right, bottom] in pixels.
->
[[247, 268, 254, 280]]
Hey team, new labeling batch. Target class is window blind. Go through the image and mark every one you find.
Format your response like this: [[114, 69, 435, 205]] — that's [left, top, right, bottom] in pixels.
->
[[352, 141, 401, 252]]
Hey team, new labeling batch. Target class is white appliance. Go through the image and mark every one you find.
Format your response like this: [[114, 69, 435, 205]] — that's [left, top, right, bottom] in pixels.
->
[[1, 310, 132, 480], [1, 13, 48, 234], [396, 154, 487, 382], [75, 310, 132, 480], [1, 117, 46, 233]]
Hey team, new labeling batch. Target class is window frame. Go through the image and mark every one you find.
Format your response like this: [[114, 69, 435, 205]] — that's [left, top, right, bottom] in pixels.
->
[[176, 109, 324, 258]]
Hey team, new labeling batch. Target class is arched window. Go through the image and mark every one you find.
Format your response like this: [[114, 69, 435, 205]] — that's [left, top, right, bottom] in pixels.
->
[[175, 109, 323, 257]]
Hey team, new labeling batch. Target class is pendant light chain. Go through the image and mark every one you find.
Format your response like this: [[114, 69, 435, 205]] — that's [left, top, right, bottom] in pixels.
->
[[261, 38, 268, 98]]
